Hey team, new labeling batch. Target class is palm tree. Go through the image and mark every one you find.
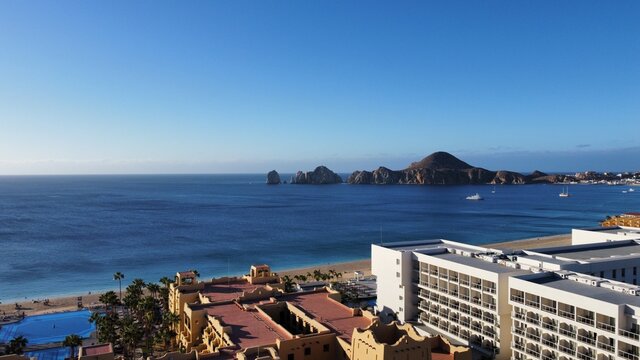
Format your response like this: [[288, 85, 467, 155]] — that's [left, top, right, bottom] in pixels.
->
[[99, 291, 119, 311], [121, 315, 142, 358], [146, 283, 160, 299], [281, 275, 294, 292], [113, 272, 125, 301], [159, 276, 173, 288], [63, 334, 82, 358], [8, 336, 28, 355]]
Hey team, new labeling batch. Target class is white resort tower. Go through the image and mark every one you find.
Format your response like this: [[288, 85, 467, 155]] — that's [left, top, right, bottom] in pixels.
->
[[372, 225, 640, 360]]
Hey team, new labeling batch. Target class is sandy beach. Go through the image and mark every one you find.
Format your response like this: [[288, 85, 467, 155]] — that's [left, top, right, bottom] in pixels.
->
[[0, 233, 571, 317]]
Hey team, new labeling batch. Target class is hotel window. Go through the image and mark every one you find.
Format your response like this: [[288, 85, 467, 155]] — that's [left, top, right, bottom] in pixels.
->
[[600, 271, 604, 278], [396, 258, 400, 265], [634, 267, 637, 276], [323, 344, 330, 352], [622, 268, 626, 277], [304, 347, 311, 356], [613, 269, 617, 278], [396, 272, 400, 278], [288, 355, 294, 360]]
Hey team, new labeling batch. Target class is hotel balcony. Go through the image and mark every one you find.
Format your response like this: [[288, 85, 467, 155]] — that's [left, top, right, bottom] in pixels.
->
[[619, 328, 640, 340]]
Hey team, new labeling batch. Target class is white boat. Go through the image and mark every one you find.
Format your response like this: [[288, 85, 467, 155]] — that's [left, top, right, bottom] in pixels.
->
[[630, 188, 635, 192], [559, 186, 570, 198], [491, 186, 496, 194], [466, 193, 483, 201], [623, 190, 628, 194]]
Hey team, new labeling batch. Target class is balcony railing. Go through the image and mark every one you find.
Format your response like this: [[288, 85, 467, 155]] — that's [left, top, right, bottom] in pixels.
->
[[526, 316, 540, 325], [511, 294, 524, 303], [576, 315, 595, 326], [619, 350, 640, 360], [541, 304, 556, 313], [542, 322, 557, 331], [525, 299, 540, 308], [619, 328, 640, 340], [597, 321, 616, 333], [512, 311, 525, 320], [577, 352, 594, 360], [577, 334, 595, 345], [597, 341, 615, 353], [558, 309, 574, 319], [541, 338, 557, 348], [526, 332, 541, 342], [483, 286, 496, 293], [558, 328, 576, 338], [558, 344, 575, 355]]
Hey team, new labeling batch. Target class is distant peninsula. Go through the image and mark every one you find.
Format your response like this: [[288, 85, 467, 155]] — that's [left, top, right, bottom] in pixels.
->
[[271, 151, 638, 186], [348, 152, 532, 185]]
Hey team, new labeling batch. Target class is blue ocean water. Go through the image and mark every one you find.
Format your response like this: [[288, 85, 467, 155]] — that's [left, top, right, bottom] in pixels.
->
[[0, 174, 638, 302]]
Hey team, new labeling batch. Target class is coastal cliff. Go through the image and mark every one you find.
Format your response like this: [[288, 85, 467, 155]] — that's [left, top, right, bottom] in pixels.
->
[[347, 152, 529, 185], [290, 166, 343, 184]]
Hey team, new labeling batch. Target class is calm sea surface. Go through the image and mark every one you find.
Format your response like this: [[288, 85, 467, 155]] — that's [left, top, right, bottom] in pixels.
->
[[1, 174, 638, 302]]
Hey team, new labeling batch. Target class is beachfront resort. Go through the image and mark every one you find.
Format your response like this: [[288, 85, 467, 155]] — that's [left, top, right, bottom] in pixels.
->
[[3, 217, 640, 360]]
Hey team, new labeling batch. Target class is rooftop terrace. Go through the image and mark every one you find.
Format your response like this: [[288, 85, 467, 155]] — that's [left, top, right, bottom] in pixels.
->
[[201, 280, 261, 303], [518, 272, 640, 307], [529, 240, 640, 261], [205, 302, 292, 349], [283, 290, 372, 342]]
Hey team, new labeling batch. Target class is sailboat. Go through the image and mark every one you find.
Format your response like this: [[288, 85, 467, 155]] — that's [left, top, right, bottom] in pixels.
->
[[559, 186, 570, 198], [491, 186, 496, 194]]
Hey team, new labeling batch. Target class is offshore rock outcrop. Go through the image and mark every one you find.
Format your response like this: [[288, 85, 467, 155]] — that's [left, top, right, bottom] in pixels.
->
[[290, 166, 343, 184], [266, 170, 281, 185], [348, 151, 529, 185]]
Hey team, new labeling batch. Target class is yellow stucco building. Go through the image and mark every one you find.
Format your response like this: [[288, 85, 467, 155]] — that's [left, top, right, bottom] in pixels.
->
[[168, 265, 471, 360]]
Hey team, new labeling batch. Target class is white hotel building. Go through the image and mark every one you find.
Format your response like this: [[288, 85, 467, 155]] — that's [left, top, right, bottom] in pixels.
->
[[372, 226, 640, 360]]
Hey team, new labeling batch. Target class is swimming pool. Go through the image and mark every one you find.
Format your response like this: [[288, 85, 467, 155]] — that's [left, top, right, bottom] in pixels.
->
[[0, 310, 95, 344], [26, 347, 69, 360]]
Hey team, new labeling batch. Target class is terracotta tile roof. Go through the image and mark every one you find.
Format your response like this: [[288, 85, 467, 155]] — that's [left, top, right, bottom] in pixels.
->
[[206, 302, 292, 349], [202, 280, 260, 302], [283, 290, 372, 342], [81, 344, 113, 356]]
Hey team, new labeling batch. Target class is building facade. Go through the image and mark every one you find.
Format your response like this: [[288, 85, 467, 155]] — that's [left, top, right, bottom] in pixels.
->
[[373, 226, 640, 360]]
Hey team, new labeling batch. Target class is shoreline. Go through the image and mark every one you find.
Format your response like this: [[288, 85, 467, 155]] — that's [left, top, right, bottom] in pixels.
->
[[0, 233, 570, 317]]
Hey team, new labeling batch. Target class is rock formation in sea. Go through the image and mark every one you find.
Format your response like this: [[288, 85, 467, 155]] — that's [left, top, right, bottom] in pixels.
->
[[290, 166, 343, 184], [266, 170, 281, 185], [347, 151, 529, 185]]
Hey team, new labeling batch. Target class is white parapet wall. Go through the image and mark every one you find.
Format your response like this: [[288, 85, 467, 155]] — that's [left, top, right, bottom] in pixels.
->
[[572, 227, 640, 245]]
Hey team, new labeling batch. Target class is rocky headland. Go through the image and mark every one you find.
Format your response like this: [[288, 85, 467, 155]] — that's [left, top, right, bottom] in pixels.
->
[[290, 166, 343, 184], [348, 152, 546, 185]]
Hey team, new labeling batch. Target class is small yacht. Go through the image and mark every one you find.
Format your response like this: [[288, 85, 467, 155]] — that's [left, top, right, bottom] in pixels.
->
[[466, 193, 483, 201], [559, 186, 570, 198], [491, 186, 496, 194], [630, 188, 635, 192]]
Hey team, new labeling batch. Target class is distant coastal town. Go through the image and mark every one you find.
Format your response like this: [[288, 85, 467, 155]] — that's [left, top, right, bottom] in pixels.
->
[[2, 212, 640, 360]]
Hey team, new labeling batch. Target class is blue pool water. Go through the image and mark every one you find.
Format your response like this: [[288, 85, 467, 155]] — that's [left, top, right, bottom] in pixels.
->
[[26, 347, 69, 360], [0, 174, 639, 301], [0, 310, 94, 344]]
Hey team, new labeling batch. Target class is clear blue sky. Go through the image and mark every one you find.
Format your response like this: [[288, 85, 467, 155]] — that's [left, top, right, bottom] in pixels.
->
[[1, 1, 638, 174]]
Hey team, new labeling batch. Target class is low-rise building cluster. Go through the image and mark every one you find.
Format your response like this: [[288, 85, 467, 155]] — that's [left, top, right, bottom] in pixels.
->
[[168, 265, 470, 360]]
